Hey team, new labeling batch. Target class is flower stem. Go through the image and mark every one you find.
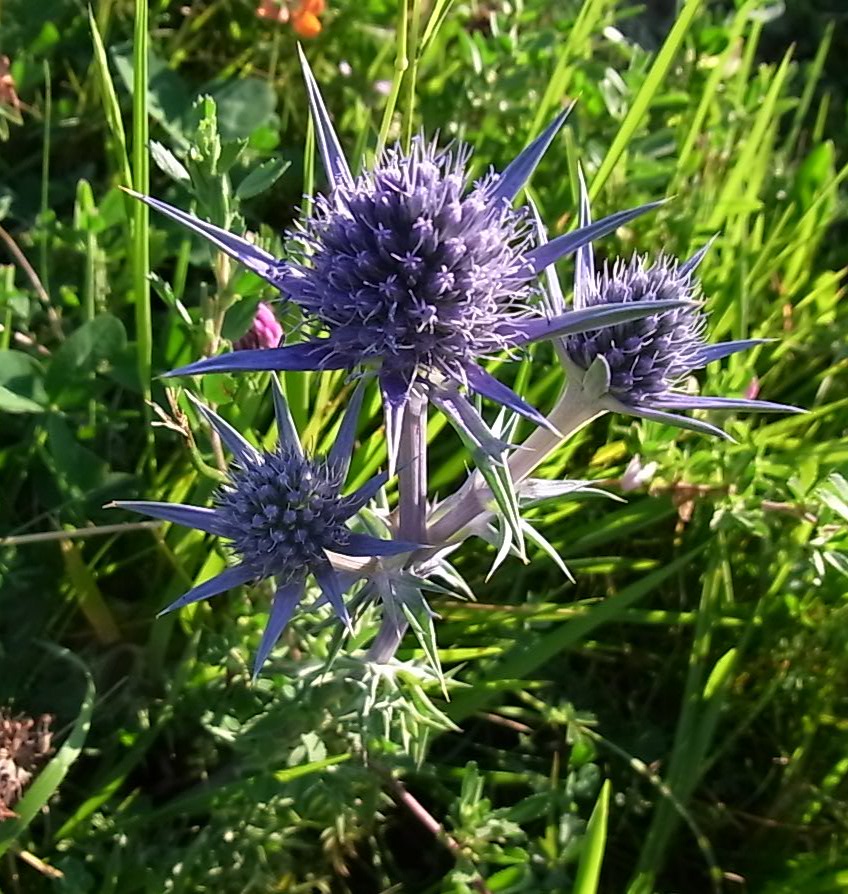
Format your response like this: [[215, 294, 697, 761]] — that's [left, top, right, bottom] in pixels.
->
[[398, 391, 428, 543], [366, 603, 408, 663], [375, 0, 409, 159], [402, 0, 423, 153], [371, 760, 494, 894], [367, 392, 428, 663], [428, 383, 602, 543]]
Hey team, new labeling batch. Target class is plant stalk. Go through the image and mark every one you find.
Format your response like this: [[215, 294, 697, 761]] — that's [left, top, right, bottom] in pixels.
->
[[427, 383, 602, 543], [367, 391, 429, 663], [398, 391, 428, 543]]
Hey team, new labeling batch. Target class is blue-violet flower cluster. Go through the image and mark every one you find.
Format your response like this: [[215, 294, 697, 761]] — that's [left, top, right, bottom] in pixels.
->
[[114, 52, 802, 678], [114, 384, 414, 676], [136, 50, 688, 468], [551, 181, 799, 438]]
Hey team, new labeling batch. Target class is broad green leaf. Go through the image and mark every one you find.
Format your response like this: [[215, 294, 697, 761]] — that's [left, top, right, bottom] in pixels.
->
[[236, 157, 291, 200], [46, 414, 110, 494], [45, 314, 127, 397], [0, 349, 47, 412], [209, 78, 277, 141], [0, 384, 44, 413]]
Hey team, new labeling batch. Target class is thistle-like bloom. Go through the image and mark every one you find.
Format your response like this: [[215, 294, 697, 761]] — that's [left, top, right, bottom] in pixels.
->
[[543, 177, 800, 438], [112, 382, 415, 676], [233, 301, 283, 350], [131, 51, 689, 470]]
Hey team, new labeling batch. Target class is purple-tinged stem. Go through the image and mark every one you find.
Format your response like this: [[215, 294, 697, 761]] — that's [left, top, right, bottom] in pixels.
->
[[397, 390, 428, 543], [366, 607, 408, 663], [367, 391, 428, 663], [372, 760, 494, 894]]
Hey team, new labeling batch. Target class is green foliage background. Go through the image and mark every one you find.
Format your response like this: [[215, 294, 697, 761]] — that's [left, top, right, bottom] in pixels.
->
[[0, 0, 846, 891]]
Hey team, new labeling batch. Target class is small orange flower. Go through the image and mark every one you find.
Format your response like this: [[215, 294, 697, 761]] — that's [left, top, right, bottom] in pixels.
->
[[255, 0, 325, 36], [292, 0, 325, 37]]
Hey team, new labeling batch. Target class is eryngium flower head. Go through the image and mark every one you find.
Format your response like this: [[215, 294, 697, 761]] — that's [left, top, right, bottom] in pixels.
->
[[0, 711, 53, 820], [566, 254, 708, 402], [112, 381, 415, 677], [233, 301, 283, 350], [285, 136, 535, 385], [542, 177, 801, 439], [134, 52, 688, 470]]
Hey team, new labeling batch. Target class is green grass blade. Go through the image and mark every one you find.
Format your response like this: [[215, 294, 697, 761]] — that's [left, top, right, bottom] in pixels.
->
[[590, 0, 704, 199], [39, 60, 52, 301], [785, 20, 834, 156], [132, 0, 151, 395], [60, 538, 121, 644], [88, 6, 132, 189], [447, 547, 704, 722], [420, 0, 456, 53], [707, 48, 794, 230], [676, 2, 753, 172], [376, 0, 409, 159], [573, 779, 611, 894], [402, 0, 423, 152], [527, 0, 609, 141], [628, 548, 737, 893], [0, 646, 95, 857]]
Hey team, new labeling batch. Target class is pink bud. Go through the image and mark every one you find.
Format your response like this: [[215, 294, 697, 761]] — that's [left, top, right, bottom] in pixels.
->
[[234, 302, 283, 350], [745, 377, 760, 401]]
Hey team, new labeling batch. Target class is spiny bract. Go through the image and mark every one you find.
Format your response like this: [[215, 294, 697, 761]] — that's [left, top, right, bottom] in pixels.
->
[[111, 382, 415, 677]]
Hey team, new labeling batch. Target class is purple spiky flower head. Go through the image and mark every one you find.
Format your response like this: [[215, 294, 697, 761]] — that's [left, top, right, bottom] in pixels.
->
[[111, 380, 415, 677], [542, 173, 801, 438], [285, 135, 536, 387], [566, 253, 709, 402], [130, 50, 692, 471]]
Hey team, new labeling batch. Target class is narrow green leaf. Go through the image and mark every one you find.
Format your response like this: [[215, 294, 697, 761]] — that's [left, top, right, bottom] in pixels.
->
[[236, 157, 291, 201], [591, 0, 704, 199], [0, 646, 95, 856], [132, 0, 152, 399], [420, 0, 457, 53], [448, 548, 703, 721], [707, 48, 794, 230], [573, 780, 611, 894], [150, 139, 190, 184], [88, 6, 132, 189]]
